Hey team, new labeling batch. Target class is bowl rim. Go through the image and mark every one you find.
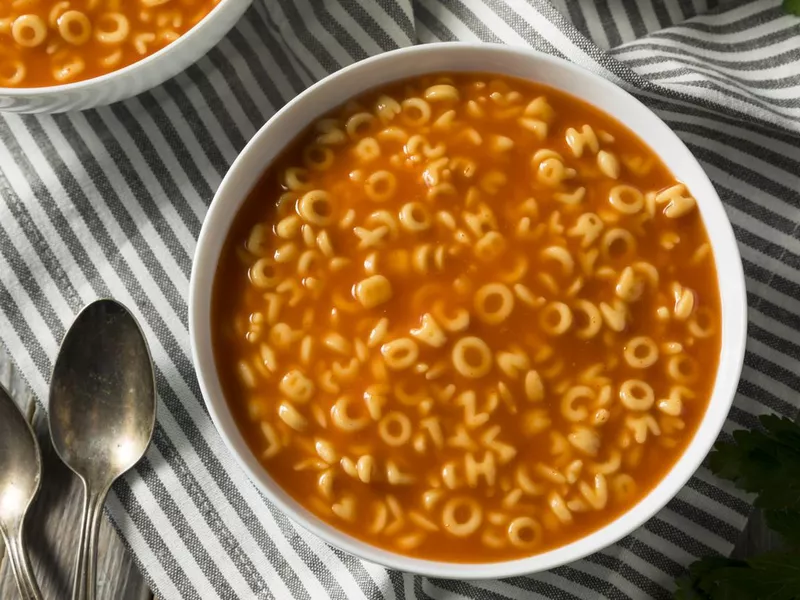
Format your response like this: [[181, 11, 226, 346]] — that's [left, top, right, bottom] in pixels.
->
[[189, 42, 748, 579], [0, 0, 242, 96]]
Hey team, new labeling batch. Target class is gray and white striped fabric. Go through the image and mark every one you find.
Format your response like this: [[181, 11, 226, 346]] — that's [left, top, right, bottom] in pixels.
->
[[1, 1, 798, 598]]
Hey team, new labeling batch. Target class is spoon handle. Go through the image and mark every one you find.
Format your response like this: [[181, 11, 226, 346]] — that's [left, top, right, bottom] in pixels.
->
[[3, 528, 43, 600], [72, 483, 109, 600]]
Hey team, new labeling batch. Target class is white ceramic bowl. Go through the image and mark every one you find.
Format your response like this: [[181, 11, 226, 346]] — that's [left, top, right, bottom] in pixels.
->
[[0, 0, 252, 114], [189, 43, 747, 578]]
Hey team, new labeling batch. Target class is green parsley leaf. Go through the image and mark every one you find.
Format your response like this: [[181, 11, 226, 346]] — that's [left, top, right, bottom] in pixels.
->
[[674, 416, 800, 599], [708, 552, 800, 600], [784, 0, 800, 16], [765, 509, 800, 548], [674, 553, 800, 600], [674, 557, 744, 600], [708, 415, 800, 531]]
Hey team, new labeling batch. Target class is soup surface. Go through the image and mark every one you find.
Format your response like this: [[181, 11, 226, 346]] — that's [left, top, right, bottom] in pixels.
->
[[213, 73, 721, 562], [0, 0, 220, 87]]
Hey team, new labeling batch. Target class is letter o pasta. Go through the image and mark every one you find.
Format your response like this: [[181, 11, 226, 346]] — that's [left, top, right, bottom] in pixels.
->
[[609, 185, 644, 214], [303, 144, 335, 171], [399, 202, 432, 232], [355, 138, 381, 162], [667, 355, 699, 383], [401, 97, 432, 126], [452, 337, 493, 378], [442, 497, 483, 537], [602, 228, 637, 261], [330, 395, 370, 431], [284, 167, 311, 191], [540, 302, 572, 336], [345, 112, 376, 139], [12, 15, 48, 48], [58, 11, 92, 45], [298, 190, 334, 226], [474, 283, 514, 325], [95, 12, 130, 44], [624, 336, 659, 369], [365, 170, 397, 201], [381, 338, 419, 371], [249, 258, 280, 289], [378, 411, 412, 447], [507, 516, 543, 549], [619, 380, 655, 411], [0, 59, 26, 86]]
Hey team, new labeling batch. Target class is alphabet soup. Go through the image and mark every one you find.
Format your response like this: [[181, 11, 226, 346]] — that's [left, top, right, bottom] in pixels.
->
[[0, 0, 221, 87], [212, 73, 721, 561]]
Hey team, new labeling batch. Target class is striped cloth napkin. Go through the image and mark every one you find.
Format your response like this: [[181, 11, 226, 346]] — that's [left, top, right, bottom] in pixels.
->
[[1, 1, 798, 598]]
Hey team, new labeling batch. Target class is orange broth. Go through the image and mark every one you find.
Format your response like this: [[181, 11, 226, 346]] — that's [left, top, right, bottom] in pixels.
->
[[212, 73, 721, 562], [0, 0, 220, 88]]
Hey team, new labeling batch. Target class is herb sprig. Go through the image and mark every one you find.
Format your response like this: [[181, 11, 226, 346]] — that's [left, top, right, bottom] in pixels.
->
[[674, 415, 800, 600], [784, 0, 800, 16]]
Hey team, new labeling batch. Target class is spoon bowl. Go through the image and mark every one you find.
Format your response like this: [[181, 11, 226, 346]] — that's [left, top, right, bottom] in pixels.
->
[[0, 383, 43, 600], [49, 299, 156, 600]]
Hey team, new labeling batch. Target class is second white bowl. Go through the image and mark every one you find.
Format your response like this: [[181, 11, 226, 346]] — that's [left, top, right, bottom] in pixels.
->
[[0, 0, 252, 114]]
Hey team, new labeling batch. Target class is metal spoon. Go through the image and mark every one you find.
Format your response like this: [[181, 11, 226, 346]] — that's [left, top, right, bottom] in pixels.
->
[[49, 299, 156, 600], [0, 384, 44, 600]]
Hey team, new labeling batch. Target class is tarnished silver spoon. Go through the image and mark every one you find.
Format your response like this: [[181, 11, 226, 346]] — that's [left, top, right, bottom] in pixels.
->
[[49, 299, 156, 600], [0, 383, 43, 600]]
